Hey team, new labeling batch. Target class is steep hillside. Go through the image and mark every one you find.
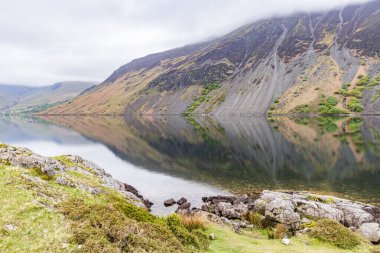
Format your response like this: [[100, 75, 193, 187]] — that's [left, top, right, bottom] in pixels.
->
[[0, 81, 96, 114], [45, 0, 380, 115]]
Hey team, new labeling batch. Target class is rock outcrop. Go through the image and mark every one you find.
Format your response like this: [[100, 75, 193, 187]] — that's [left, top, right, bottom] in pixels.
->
[[201, 190, 380, 242], [0, 144, 151, 209]]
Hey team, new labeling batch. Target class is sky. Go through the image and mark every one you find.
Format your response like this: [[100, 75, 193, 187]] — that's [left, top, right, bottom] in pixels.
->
[[0, 0, 370, 86]]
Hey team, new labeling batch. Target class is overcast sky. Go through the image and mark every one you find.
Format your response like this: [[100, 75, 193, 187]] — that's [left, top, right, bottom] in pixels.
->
[[0, 0, 370, 86]]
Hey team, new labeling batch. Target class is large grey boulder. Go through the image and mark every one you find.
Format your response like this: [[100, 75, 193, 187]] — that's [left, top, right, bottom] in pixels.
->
[[265, 199, 300, 230], [334, 201, 375, 227], [356, 223, 380, 243], [296, 200, 344, 223]]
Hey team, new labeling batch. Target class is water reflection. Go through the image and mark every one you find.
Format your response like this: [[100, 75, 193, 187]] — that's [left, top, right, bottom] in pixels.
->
[[1, 115, 380, 209]]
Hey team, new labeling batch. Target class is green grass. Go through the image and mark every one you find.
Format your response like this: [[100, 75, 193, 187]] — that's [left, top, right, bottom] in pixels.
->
[[310, 219, 362, 249], [206, 223, 371, 253], [0, 165, 70, 253], [0, 155, 208, 253]]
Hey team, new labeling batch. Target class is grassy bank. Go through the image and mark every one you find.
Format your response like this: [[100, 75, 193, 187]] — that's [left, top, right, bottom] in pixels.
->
[[206, 223, 377, 253], [0, 154, 208, 253]]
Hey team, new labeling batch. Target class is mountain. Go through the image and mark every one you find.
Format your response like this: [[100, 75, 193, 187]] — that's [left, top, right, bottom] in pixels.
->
[[0, 81, 96, 114], [0, 85, 35, 112], [44, 0, 380, 115]]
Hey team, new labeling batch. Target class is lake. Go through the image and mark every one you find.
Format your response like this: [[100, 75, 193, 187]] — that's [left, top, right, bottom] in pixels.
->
[[0, 115, 380, 214]]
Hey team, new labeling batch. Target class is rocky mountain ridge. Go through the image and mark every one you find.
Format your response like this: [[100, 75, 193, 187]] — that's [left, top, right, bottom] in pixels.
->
[[44, 0, 380, 115]]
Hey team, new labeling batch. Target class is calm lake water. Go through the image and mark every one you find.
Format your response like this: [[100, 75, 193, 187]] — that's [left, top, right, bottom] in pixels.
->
[[1, 115, 380, 214]]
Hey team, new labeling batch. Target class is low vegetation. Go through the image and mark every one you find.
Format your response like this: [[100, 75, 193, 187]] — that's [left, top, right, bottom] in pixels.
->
[[310, 219, 362, 249], [293, 104, 311, 114], [0, 157, 208, 253], [347, 97, 364, 112], [184, 83, 221, 115], [206, 223, 371, 253], [318, 96, 349, 115]]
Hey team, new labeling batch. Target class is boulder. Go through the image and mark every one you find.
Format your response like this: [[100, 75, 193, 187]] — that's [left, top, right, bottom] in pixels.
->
[[56, 177, 68, 186], [296, 200, 344, 223], [177, 197, 187, 205], [204, 195, 236, 204], [177, 202, 191, 210], [213, 202, 249, 219], [356, 223, 380, 243], [336, 203, 374, 227], [265, 199, 300, 230], [164, 198, 176, 207], [233, 194, 249, 205]]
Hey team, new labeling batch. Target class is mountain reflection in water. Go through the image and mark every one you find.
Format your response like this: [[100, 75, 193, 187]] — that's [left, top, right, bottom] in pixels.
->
[[1, 115, 380, 212]]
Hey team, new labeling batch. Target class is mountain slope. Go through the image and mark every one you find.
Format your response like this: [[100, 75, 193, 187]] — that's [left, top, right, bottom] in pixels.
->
[[0, 85, 36, 112], [45, 0, 380, 115], [0, 81, 96, 114]]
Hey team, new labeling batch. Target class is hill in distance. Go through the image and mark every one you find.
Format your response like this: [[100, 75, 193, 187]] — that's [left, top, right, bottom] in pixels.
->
[[44, 0, 380, 116], [0, 81, 96, 114]]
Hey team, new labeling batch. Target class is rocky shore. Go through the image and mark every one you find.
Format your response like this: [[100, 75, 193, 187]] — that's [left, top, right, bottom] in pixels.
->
[[196, 191, 380, 243]]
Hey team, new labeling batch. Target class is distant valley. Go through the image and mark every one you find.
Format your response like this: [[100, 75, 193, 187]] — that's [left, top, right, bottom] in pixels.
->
[[0, 81, 96, 114]]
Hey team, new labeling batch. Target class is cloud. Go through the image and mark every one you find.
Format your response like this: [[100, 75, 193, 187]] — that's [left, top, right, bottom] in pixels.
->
[[0, 0, 370, 86]]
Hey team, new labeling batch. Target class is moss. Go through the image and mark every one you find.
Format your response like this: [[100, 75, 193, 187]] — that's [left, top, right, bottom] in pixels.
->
[[301, 220, 317, 229], [310, 219, 362, 249], [55, 156, 77, 168], [29, 167, 54, 181]]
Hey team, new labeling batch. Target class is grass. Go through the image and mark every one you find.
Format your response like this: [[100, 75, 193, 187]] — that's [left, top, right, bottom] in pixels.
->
[[310, 219, 362, 249], [0, 155, 209, 253], [0, 165, 70, 253], [179, 214, 207, 231], [206, 223, 370, 253]]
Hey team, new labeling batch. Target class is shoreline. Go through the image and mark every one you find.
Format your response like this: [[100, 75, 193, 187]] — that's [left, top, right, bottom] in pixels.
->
[[2, 142, 380, 251]]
